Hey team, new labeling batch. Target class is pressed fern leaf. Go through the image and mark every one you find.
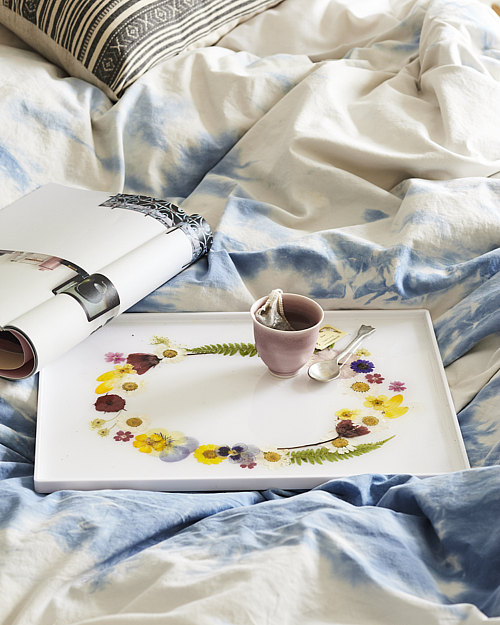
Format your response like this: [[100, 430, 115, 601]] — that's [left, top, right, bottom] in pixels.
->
[[188, 342, 258, 357], [289, 437, 395, 466]]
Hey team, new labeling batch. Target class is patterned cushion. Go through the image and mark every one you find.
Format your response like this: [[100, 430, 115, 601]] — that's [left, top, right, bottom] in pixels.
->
[[0, 0, 282, 100]]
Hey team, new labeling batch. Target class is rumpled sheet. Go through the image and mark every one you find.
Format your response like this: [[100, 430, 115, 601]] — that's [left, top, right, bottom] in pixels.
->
[[1, 0, 499, 623]]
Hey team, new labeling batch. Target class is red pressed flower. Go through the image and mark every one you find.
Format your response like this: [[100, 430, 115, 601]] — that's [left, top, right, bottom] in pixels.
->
[[113, 430, 134, 442], [336, 419, 370, 438], [366, 373, 384, 384], [241, 462, 257, 469], [94, 394, 126, 413], [126, 353, 160, 375]]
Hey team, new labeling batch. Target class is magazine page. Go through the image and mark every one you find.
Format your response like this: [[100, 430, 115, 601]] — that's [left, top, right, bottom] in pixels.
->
[[0, 184, 212, 379]]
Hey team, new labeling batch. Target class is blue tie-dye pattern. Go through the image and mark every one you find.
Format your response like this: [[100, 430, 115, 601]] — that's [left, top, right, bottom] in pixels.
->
[[0, 144, 32, 191], [364, 208, 389, 222], [435, 271, 500, 365], [53, 471, 498, 615], [12, 100, 94, 150], [458, 374, 500, 467]]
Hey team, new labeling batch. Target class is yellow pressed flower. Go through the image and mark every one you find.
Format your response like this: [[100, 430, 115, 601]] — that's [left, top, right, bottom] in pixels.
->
[[132, 429, 181, 454], [364, 395, 388, 411], [382, 394, 408, 419], [355, 348, 371, 357], [148, 434, 167, 452], [385, 406, 409, 418], [194, 444, 224, 465], [90, 418, 106, 430], [97, 428, 110, 437], [95, 380, 115, 394], [351, 382, 370, 393], [113, 363, 136, 376], [362, 416, 379, 426], [133, 434, 153, 453], [133, 431, 165, 453], [384, 394, 403, 407], [95, 363, 136, 394], [335, 408, 361, 420], [96, 370, 118, 382], [96, 363, 136, 382]]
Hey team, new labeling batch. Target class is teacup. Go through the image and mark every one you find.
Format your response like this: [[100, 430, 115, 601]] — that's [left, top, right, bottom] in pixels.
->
[[250, 293, 324, 378]]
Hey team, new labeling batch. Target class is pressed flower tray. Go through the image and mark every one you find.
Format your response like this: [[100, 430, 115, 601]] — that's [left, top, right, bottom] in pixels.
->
[[34, 310, 469, 492]]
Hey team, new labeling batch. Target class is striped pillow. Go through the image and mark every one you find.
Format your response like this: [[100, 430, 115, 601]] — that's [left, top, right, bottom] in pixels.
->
[[0, 0, 282, 100]]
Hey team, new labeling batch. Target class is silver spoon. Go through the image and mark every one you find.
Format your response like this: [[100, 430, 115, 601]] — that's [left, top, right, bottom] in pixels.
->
[[308, 324, 376, 382]]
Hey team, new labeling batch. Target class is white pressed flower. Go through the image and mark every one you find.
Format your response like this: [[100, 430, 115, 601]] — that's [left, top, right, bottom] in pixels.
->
[[153, 343, 187, 363], [116, 413, 151, 434], [116, 375, 146, 395], [331, 438, 356, 454], [257, 447, 291, 469]]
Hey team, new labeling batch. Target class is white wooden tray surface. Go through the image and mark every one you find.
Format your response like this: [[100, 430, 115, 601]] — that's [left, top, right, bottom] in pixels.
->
[[35, 310, 469, 492]]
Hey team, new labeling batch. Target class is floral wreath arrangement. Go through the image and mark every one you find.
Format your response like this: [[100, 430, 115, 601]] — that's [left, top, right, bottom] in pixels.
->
[[90, 335, 409, 470]]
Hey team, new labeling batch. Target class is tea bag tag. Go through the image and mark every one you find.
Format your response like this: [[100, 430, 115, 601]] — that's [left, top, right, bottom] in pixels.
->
[[255, 289, 295, 331]]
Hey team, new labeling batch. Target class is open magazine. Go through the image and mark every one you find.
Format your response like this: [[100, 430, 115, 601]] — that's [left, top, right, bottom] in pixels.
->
[[0, 183, 212, 380]]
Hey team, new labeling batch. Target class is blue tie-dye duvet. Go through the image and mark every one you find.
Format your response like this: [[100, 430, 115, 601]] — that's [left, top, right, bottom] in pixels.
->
[[0, 0, 499, 622]]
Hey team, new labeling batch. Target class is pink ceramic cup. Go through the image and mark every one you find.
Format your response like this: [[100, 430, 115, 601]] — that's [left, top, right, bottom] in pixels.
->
[[250, 293, 324, 378]]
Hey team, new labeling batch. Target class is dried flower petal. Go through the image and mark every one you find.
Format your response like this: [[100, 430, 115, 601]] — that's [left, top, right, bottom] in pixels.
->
[[126, 353, 160, 375], [94, 394, 126, 413], [336, 419, 370, 438]]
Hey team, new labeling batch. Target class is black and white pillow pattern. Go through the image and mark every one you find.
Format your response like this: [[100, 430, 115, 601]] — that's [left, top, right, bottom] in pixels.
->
[[0, 0, 282, 99]]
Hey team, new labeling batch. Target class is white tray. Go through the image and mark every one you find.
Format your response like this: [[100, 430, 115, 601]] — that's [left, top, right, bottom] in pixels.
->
[[35, 310, 469, 492]]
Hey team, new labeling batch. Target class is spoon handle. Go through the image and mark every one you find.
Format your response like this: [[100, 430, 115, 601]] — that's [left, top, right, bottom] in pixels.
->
[[336, 324, 376, 364]]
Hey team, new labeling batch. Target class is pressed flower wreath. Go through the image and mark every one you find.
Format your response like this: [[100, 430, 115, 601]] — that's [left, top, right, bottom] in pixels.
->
[[90, 335, 409, 469]]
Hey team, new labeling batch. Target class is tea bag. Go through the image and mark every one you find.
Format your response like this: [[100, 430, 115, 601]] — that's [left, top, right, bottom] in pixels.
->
[[255, 289, 295, 331]]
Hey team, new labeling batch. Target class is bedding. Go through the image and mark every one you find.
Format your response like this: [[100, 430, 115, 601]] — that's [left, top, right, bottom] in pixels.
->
[[0, 0, 282, 100], [0, 0, 499, 623]]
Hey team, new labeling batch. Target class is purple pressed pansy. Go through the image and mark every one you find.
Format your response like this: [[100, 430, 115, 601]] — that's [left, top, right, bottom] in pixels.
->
[[159, 436, 199, 463], [350, 359, 375, 374], [216, 443, 259, 467]]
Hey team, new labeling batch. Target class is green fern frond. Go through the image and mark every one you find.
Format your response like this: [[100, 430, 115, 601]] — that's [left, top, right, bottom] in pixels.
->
[[289, 437, 395, 465], [188, 342, 258, 357]]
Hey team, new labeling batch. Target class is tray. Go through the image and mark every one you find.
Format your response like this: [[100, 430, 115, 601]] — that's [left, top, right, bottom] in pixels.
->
[[35, 310, 469, 492]]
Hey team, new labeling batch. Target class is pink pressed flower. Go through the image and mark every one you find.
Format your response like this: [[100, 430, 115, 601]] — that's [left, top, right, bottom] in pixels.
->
[[105, 352, 126, 363], [366, 373, 384, 384], [389, 381, 406, 392], [113, 430, 134, 442]]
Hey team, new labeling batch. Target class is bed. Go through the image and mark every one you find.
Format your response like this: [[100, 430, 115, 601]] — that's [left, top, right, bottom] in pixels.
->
[[1, 0, 499, 623]]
